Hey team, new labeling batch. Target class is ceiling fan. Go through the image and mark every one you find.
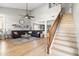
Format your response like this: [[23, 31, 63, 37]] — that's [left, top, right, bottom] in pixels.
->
[[23, 3, 35, 19]]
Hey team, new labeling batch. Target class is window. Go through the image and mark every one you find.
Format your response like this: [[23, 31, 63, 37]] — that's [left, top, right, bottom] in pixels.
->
[[0, 16, 3, 30]]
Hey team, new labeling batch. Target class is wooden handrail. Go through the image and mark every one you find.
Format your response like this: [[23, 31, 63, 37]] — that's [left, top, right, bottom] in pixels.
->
[[47, 9, 63, 54]]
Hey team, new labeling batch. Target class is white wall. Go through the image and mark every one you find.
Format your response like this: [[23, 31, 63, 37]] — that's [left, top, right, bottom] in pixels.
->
[[73, 3, 79, 55], [62, 3, 73, 14], [31, 4, 61, 29], [0, 7, 31, 34], [31, 4, 61, 37], [31, 4, 61, 21]]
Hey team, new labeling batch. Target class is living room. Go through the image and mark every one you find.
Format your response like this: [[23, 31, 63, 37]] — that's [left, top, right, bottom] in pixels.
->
[[0, 3, 61, 40], [0, 3, 62, 55], [0, 0, 79, 59], [0, 3, 77, 56]]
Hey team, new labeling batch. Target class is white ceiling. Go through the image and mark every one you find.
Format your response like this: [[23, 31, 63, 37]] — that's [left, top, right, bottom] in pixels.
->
[[0, 3, 45, 10]]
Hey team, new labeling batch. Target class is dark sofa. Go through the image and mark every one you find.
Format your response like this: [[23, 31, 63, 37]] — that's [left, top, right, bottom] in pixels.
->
[[11, 30, 43, 38], [30, 31, 42, 37]]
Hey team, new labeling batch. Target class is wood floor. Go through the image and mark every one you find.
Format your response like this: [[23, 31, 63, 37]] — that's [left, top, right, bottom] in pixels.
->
[[0, 13, 78, 56], [0, 38, 48, 56]]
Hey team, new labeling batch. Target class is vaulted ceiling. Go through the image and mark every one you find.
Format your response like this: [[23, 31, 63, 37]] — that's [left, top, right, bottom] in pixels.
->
[[0, 3, 45, 10]]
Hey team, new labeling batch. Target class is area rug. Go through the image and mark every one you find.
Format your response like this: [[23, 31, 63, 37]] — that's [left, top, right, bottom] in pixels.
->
[[8, 37, 39, 45]]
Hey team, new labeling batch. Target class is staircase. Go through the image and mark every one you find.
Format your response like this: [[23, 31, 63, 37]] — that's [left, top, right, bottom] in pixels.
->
[[50, 14, 78, 56]]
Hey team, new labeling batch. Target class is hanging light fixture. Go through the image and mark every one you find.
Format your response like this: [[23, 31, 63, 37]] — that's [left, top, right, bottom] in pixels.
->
[[23, 3, 35, 19]]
